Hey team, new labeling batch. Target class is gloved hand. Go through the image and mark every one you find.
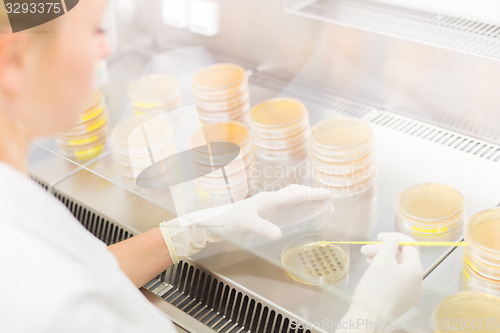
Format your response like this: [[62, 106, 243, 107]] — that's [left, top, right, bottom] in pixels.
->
[[159, 184, 331, 265], [337, 232, 423, 332]]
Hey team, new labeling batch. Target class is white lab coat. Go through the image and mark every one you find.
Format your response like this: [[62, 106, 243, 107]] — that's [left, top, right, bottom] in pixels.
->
[[0, 163, 176, 333]]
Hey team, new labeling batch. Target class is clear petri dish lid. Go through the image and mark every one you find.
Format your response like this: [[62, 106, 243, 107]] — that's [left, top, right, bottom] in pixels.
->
[[254, 134, 308, 153], [310, 152, 374, 176], [111, 115, 173, 150], [195, 170, 252, 192], [397, 183, 465, 226], [191, 121, 250, 152], [252, 130, 309, 150], [193, 153, 253, 177], [195, 80, 249, 101], [463, 257, 500, 287], [431, 291, 500, 333], [466, 208, 500, 256], [191, 141, 253, 167], [195, 96, 250, 114], [312, 165, 376, 188], [196, 185, 251, 201], [281, 234, 349, 285], [464, 248, 500, 281], [195, 90, 249, 111], [57, 123, 109, 148], [133, 98, 183, 116], [113, 146, 176, 169], [314, 172, 377, 199], [255, 143, 308, 162], [311, 118, 374, 151], [79, 91, 105, 124], [129, 74, 182, 108], [58, 140, 107, 161], [250, 98, 308, 130], [58, 111, 109, 137], [250, 117, 310, 140], [197, 112, 249, 125], [58, 135, 107, 152], [193, 63, 247, 91], [196, 101, 250, 118]]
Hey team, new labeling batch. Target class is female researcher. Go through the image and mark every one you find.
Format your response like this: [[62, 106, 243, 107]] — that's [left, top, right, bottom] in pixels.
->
[[0, 1, 423, 332]]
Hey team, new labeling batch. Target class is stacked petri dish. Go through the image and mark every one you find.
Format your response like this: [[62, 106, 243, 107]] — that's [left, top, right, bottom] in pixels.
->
[[431, 292, 500, 333], [190, 122, 253, 203], [129, 74, 183, 116], [396, 183, 465, 241], [193, 64, 250, 124], [57, 91, 110, 162], [462, 208, 500, 297], [249, 98, 310, 164], [310, 118, 375, 199], [281, 234, 350, 285], [111, 115, 175, 187]]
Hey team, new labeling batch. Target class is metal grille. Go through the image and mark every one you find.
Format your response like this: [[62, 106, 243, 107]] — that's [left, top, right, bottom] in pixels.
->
[[368, 111, 500, 162], [144, 263, 311, 333], [287, 0, 500, 61], [29, 175, 50, 191], [249, 72, 375, 118], [52, 191, 313, 333], [53, 192, 134, 245]]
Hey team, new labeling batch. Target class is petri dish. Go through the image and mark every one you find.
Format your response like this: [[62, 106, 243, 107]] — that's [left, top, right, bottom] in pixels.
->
[[57, 90, 110, 162], [250, 98, 307, 130], [58, 111, 108, 137], [314, 172, 377, 199], [58, 140, 107, 161], [195, 91, 249, 111], [431, 292, 500, 332], [129, 74, 181, 109], [191, 122, 250, 150], [57, 123, 109, 148], [310, 118, 373, 152], [312, 165, 375, 188], [462, 259, 500, 297], [464, 208, 500, 280], [251, 117, 310, 140], [196, 101, 250, 117], [466, 208, 500, 253], [194, 63, 246, 91], [396, 183, 465, 239], [282, 234, 349, 285], [133, 98, 183, 116], [79, 91, 105, 124], [311, 152, 373, 176], [254, 142, 308, 162], [252, 130, 309, 151], [193, 156, 253, 180]]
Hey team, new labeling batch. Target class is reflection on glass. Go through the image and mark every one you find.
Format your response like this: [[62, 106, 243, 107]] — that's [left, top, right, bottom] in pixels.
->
[[193, 63, 250, 124], [56, 90, 110, 162]]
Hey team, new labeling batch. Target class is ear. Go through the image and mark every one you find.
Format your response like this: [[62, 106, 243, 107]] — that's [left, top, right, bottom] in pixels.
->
[[0, 33, 27, 96]]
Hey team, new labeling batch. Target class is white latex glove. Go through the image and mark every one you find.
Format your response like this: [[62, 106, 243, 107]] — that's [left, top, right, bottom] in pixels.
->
[[336, 232, 423, 332], [159, 184, 331, 264]]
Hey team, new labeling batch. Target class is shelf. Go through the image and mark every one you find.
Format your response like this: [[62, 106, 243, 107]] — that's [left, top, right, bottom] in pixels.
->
[[285, 0, 500, 61]]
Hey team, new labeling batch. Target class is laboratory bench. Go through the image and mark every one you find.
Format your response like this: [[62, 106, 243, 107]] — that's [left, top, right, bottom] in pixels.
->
[[28, 0, 500, 330]]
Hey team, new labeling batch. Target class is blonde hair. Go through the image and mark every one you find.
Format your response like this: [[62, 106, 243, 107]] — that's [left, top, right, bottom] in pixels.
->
[[0, 2, 9, 31]]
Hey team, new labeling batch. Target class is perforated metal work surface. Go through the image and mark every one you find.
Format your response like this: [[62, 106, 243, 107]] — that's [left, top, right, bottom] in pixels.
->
[[286, 0, 500, 61], [366, 111, 500, 163], [45, 187, 317, 333]]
